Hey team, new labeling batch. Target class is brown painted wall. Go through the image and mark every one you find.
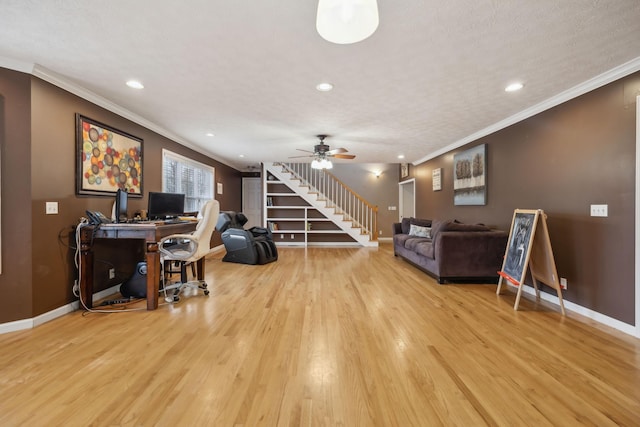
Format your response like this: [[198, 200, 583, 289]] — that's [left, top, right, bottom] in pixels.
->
[[0, 69, 33, 322], [329, 164, 400, 238], [0, 67, 242, 323], [410, 71, 640, 325]]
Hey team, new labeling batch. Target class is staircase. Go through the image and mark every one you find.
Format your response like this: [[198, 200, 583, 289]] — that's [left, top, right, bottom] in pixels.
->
[[264, 162, 378, 247]]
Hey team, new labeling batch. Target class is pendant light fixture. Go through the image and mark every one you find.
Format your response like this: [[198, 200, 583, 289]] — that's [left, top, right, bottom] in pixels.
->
[[316, 0, 379, 44]]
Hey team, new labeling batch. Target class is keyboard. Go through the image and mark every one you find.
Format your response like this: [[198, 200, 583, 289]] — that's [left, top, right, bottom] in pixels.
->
[[163, 218, 188, 224]]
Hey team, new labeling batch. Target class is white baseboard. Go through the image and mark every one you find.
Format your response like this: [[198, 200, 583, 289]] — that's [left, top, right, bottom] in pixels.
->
[[0, 284, 121, 335], [274, 242, 363, 247], [509, 283, 639, 338], [33, 303, 77, 328], [0, 318, 33, 335], [274, 241, 381, 247]]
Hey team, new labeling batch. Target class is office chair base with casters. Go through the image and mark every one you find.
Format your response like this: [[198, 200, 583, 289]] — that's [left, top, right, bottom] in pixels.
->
[[160, 260, 210, 302], [162, 280, 210, 303]]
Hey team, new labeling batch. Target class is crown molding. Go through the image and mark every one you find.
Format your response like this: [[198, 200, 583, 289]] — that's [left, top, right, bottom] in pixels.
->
[[413, 56, 640, 165], [31, 64, 237, 169], [0, 55, 34, 73], [0, 60, 238, 170]]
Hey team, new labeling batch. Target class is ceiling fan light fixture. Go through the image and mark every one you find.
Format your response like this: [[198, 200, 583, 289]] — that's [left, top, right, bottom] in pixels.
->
[[311, 158, 333, 169], [316, 0, 379, 44]]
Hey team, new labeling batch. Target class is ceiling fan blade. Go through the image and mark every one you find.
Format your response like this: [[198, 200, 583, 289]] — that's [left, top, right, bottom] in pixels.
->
[[330, 154, 356, 159], [288, 154, 313, 158], [296, 148, 314, 153], [327, 147, 348, 155]]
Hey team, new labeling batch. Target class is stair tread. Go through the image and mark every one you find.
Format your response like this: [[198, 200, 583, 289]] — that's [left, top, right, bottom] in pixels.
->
[[265, 163, 377, 247]]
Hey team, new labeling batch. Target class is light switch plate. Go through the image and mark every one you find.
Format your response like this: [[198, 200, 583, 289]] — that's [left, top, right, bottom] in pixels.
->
[[46, 201, 58, 214], [590, 204, 608, 217]]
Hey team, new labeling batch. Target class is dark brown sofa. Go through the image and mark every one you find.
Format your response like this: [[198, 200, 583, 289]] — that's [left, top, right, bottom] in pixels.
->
[[392, 217, 508, 284]]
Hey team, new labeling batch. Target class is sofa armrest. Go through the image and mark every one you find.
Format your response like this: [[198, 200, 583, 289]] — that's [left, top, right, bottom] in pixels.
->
[[392, 222, 402, 235], [434, 231, 508, 278]]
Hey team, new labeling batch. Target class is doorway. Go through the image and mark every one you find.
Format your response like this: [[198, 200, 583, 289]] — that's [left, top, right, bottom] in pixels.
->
[[399, 178, 416, 221], [242, 177, 262, 229]]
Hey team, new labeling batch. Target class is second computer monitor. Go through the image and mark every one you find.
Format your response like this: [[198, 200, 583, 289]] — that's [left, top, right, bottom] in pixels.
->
[[148, 192, 185, 220]]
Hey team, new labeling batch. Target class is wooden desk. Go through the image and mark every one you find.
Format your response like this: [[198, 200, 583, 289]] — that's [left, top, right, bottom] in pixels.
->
[[79, 221, 198, 310]]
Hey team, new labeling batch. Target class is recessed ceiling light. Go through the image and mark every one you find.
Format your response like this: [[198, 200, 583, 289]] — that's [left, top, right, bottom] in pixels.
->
[[239, 154, 245, 158], [505, 82, 524, 92], [126, 80, 144, 89], [206, 132, 215, 137], [397, 154, 405, 159], [316, 82, 333, 92]]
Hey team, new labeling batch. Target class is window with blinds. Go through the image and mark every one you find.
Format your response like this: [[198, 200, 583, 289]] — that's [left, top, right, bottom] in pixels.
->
[[162, 149, 215, 214]]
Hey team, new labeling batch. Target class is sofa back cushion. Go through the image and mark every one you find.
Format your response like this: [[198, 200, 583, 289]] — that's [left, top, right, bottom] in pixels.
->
[[429, 219, 449, 240], [401, 217, 432, 234], [401, 217, 412, 234], [411, 218, 432, 227], [441, 222, 491, 232]]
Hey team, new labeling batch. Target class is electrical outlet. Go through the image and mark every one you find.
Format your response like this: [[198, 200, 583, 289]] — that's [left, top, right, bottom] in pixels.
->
[[291, 234, 294, 239], [45, 201, 58, 214], [590, 204, 608, 217], [379, 230, 382, 235], [280, 234, 284, 239], [560, 277, 568, 290], [109, 268, 116, 279]]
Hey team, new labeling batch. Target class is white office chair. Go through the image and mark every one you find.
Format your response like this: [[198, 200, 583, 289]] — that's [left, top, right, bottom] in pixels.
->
[[158, 199, 220, 302]]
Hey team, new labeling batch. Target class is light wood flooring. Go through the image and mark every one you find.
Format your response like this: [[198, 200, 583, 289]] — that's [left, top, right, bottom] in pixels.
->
[[0, 243, 639, 426]]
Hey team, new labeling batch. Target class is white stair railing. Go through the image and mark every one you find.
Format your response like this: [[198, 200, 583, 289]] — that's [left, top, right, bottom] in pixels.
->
[[277, 162, 378, 242]]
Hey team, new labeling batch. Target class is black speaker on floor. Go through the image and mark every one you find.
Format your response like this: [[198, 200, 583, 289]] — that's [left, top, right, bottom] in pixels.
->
[[120, 262, 147, 298]]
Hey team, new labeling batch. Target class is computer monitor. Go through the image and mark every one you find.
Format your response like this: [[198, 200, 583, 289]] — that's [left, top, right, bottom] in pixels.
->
[[114, 188, 128, 223], [148, 192, 185, 220]]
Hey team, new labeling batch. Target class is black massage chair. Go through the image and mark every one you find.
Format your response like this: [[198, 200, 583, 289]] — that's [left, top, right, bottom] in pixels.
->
[[215, 211, 278, 265]]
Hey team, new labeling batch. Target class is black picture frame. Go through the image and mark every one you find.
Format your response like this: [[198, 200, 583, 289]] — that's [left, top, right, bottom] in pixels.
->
[[76, 114, 143, 197], [400, 163, 409, 179]]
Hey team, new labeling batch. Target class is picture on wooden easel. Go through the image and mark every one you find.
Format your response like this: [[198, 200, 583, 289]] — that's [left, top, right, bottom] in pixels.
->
[[503, 211, 536, 283]]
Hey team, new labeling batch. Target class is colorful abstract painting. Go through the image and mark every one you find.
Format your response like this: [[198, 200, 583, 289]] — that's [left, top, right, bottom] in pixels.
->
[[76, 114, 143, 197]]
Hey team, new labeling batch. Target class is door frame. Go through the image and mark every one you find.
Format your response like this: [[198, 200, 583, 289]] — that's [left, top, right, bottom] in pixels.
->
[[398, 178, 416, 221], [635, 95, 639, 337], [241, 177, 262, 228]]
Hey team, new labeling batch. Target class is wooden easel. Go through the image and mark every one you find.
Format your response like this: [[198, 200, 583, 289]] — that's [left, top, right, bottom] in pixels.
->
[[497, 209, 566, 315]]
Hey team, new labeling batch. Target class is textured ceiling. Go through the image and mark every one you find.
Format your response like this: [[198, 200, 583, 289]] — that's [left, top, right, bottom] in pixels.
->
[[1, 0, 640, 170]]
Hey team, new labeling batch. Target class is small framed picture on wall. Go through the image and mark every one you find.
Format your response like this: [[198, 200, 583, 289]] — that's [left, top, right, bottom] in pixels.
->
[[432, 168, 442, 191], [400, 163, 409, 179]]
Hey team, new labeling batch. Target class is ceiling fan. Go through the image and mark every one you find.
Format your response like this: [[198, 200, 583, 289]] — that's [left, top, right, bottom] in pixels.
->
[[289, 135, 356, 163]]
